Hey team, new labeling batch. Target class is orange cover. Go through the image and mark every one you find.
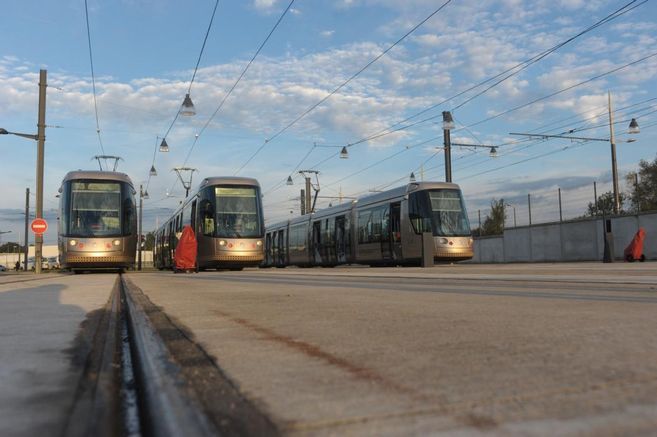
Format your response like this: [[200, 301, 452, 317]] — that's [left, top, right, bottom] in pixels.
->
[[623, 227, 645, 260], [174, 225, 197, 270]]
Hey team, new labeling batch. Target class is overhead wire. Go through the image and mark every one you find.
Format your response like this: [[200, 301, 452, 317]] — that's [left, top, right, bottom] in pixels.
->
[[146, 0, 220, 192], [84, 0, 107, 162], [164, 0, 297, 198], [179, 0, 297, 169], [235, 0, 454, 175], [264, 0, 647, 195]]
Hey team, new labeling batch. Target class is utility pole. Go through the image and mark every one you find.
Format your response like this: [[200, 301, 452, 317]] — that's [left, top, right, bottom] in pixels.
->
[[138, 185, 144, 271], [24, 188, 29, 271], [608, 91, 620, 214], [34, 69, 46, 274], [298, 170, 320, 214], [442, 111, 453, 183]]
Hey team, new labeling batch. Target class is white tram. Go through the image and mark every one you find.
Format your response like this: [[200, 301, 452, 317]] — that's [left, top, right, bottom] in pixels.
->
[[263, 182, 473, 267], [58, 171, 138, 272], [154, 177, 265, 271]]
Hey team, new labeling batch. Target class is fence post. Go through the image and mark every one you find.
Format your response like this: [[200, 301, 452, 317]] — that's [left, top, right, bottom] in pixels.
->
[[528, 193, 532, 226], [478, 210, 482, 236]]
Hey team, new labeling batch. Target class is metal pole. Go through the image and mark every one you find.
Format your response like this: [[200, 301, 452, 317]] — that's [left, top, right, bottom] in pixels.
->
[[593, 181, 598, 215], [305, 177, 311, 214], [528, 193, 532, 226], [513, 207, 517, 227], [608, 91, 620, 215], [478, 209, 481, 236], [35, 69, 47, 274], [444, 128, 452, 183], [138, 185, 143, 271], [24, 188, 29, 271], [558, 188, 563, 222]]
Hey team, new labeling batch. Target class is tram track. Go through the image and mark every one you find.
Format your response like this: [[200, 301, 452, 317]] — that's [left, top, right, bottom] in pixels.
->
[[64, 274, 279, 436]]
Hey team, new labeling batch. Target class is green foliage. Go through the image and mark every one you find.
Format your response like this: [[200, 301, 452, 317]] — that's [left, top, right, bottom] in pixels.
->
[[585, 191, 626, 216], [0, 242, 24, 253], [481, 198, 506, 236], [625, 154, 657, 213], [143, 232, 155, 251]]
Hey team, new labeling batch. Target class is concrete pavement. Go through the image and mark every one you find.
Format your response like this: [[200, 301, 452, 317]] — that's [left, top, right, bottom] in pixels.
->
[[126, 264, 657, 436], [0, 273, 116, 437]]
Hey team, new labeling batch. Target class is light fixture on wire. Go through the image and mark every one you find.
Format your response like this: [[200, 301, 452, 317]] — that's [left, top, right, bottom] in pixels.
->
[[286, 175, 293, 185], [143, 190, 149, 200], [409, 172, 416, 183], [149, 165, 157, 176], [628, 118, 640, 134], [159, 138, 169, 152], [489, 146, 498, 158], [340, 146, 349, 159], [180, 93, 196, 116]]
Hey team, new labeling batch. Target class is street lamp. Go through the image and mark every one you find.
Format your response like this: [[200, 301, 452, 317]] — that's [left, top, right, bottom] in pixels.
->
[[180, 93, 196, 116], [0, 69, 47, 274], [510, 92, 640, 215]]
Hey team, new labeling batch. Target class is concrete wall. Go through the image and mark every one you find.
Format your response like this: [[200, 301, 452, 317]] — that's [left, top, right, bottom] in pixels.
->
[[473, 212, 657, 263]]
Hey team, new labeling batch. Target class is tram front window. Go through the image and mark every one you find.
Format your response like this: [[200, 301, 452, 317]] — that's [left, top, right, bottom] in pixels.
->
[[214, 186, 262, 238], [409, 189, 471, 237], [68, 181, 122, 237]]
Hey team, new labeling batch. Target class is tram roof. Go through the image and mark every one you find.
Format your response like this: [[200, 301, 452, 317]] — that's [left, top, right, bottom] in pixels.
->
[[265, 181, 462, 230], [59, 170, 134, 187], [197, 176, 260, 191]]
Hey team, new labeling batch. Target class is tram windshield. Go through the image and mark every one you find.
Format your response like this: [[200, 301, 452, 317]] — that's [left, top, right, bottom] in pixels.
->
[[409, 189, 471, 237], [204, 186, 262, 238], [64, 180, 134, 237]]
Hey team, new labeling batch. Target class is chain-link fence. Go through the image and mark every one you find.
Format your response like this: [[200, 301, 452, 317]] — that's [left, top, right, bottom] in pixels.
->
[[469, 179, 648, 234]]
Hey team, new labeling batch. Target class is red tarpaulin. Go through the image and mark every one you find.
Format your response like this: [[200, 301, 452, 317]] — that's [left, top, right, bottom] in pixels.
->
[[174, 225, 197, 271], [624, 227, 646, 262]]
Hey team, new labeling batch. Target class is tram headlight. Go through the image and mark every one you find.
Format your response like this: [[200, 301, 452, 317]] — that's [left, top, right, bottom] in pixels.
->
[[113, 239, 121, 246], [256, 240, 263, 246], [69, 240, 77, 246], [219, 240, 227, 246], [439, 238, 449, 245]]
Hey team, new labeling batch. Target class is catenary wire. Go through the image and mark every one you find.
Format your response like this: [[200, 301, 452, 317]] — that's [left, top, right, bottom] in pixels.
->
[[84, 0, 106, 161], [235, 0, 454, 175]]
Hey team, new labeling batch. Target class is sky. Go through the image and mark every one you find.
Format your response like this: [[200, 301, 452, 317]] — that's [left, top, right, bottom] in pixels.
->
[[1, 0, 656, 245]]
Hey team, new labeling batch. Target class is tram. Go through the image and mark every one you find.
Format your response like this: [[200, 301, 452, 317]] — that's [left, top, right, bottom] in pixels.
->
[[263, 182, 473, 267], [153, 177, 265, 271], [58, 171, 138, 272]]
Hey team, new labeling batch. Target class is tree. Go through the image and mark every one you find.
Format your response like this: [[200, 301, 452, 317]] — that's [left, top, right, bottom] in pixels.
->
[[143, 232, 155, 251], [481, 198, 505, 236], [585, 191, 626, 216], [625, 154, 657, 213], [0, 242, 23, 253]]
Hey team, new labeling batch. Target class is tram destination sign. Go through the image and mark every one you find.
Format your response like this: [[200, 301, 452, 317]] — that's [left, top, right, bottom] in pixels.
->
[[30, 218, 48, 235]]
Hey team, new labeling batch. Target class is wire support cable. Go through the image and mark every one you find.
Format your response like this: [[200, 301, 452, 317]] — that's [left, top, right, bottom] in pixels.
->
[[84, 0, 106, 159], [334, 0, 647, 152], [179, 0, 297, 170], [235, 0, 454, 175]]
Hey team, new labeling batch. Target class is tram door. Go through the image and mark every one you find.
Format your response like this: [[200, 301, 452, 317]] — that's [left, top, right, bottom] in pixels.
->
[[390, 202, 402, 261], [312, 221, 322, 264], [335, 216, 346, 263]]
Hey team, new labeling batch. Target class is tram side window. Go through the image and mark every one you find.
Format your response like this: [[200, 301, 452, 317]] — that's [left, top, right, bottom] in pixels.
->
[[408, 192, 432, 234], [201, 199, 215, 236]]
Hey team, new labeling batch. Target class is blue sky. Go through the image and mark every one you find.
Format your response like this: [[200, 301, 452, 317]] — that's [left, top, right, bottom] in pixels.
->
[[1, 0, 656, 245]]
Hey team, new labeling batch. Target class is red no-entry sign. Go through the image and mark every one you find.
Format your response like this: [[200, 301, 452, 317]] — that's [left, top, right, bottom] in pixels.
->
[[30, 218, 48, 234]]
